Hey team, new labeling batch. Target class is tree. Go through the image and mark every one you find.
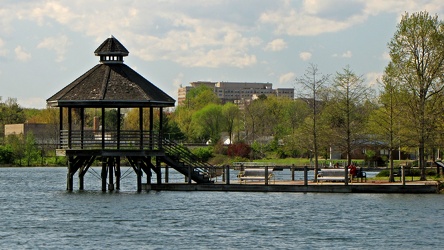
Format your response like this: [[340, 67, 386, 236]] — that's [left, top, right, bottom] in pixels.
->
[[325, 66, 373, 166], [192, 103, 224, 144], [185, 84, 220, 110], [296, 64, 329, 179], [222, 102, 240, 145], [0, 97, 26, 137], [368, 63, 403, 182], [388, 11, 444, 180]]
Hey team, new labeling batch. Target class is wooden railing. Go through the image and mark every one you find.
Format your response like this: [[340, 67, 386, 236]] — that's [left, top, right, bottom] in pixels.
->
[[59, 130, 161, 150]]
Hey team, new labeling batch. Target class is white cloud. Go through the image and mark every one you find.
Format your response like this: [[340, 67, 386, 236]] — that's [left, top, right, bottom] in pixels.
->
[[37, 35, 71, 62], [332, 50, 352, 58], [260, 1, 368, 36], [264, 39, 287, 51], [381, 51, 390, 61], [279, 72, 296, 84], [14, 46, 31, 62], [0, 38, 8, 57], [365, 71, 382, 88], [299, 52, 312, 61]]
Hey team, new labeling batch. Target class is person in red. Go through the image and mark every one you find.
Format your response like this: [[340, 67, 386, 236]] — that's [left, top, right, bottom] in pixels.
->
[[348, 164, 357, 182]]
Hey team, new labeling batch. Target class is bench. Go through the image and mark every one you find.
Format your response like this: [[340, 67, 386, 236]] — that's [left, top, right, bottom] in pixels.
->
[[317, 169, 348, 182], [237, 168, 274, 183], [393, 166, 413, 181]]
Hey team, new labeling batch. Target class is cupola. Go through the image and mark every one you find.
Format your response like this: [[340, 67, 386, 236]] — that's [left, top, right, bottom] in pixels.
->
[[94, 35, 129, 64]]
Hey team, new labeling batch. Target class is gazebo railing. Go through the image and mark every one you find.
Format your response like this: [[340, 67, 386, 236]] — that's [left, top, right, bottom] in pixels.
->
[[60, 130, 160, 150]]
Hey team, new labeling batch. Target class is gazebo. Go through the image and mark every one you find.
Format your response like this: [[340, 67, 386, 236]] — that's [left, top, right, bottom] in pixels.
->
[[47, 36, 214, 192]]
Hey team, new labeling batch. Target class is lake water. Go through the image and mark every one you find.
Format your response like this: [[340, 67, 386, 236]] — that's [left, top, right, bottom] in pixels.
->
[[0, 167, 443, 249]]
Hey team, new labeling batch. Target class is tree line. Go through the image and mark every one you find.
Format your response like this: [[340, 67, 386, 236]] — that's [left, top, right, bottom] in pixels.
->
[[1, 11, 443, 181]]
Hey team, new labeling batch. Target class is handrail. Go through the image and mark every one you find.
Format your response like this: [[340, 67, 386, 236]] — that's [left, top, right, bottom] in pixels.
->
[[59, 130, 160, 150]]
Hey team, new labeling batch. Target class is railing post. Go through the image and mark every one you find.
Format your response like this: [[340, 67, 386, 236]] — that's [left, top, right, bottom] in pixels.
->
[[291, 164, 295, 181], [304, 166, 308, 186], [188, 165, 192, 184], [226, 165, 230, 185], [402, 165, 406, 186], [265, 166, 269, 186]]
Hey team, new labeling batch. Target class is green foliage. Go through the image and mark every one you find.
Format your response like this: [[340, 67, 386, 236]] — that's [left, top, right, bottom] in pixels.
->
[[191, 147, 213, 162], [0, 145, 13, 164]]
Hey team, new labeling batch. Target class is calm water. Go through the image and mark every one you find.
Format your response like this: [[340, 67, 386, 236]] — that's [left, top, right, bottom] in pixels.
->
[[0, 167, 443, 249]]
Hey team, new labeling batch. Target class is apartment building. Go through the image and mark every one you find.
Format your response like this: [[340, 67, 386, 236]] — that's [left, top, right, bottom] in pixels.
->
[[177, 81, 294, 105]]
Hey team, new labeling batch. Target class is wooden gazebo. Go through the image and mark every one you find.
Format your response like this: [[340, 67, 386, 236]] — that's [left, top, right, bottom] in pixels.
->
[[47, 36, 213, 192]]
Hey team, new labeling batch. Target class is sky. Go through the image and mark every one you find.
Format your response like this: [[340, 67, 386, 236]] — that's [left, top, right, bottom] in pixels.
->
[[1, 0, 444, 109]]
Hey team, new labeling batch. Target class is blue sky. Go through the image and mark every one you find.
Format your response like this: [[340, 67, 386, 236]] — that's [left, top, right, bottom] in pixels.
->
[[1, 0, 444, 109]]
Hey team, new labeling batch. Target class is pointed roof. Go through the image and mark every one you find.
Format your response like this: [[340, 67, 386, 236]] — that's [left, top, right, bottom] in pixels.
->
[[47, 37, 175, 108], [94, 35, 129, 56]]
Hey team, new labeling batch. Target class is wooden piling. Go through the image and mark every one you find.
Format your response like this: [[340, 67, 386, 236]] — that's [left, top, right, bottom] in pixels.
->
[[108, 158, 114, 191], [101, 160, 107, 192]]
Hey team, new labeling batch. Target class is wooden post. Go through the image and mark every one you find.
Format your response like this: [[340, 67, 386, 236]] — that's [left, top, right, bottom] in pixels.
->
[[101, 107, 105, 149], [101, 159, 107, 192], [79, 165, 84, 190], [344, 166, 349, 186], [291, 165, 295, 181], [115, 157, 121, 190], [402, 165, 406, 186], [117, 108, 121, 150], [139, 107, 143, 150], [156, 157, 162, 184], [67, 157, 73, 191], [80, 108, 84, 149], [108, 158, 114, 191], [226, 165, 230, 185], [188, 165, 192, 184], [304, 166, 308, 186], [137, 160, 142, 192], [265, 166, 269, 186], [165, 165, 169, 183], [149, 107, 154, 150], [67, 107, 72, 149]]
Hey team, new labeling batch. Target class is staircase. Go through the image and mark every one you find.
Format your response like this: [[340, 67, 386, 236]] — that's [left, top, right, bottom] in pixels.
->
[[161, 139, 215, 183]]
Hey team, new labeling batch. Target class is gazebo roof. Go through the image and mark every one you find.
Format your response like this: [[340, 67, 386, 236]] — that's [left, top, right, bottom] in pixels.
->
[[47, 36, 175, 108], [94, 35, 129, 56]]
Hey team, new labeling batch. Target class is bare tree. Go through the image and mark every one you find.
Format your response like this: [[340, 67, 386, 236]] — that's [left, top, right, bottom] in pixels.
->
[[296, 64, 329, 180]]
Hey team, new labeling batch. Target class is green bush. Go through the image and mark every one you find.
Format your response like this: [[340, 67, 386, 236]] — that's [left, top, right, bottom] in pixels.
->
[[0, 145, 13, 164], [192, 147, 213, 162]]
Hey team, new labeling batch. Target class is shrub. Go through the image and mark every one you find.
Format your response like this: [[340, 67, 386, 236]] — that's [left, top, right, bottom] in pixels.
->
[[192, 147, 213, 162], [227, 142, 251, 158], [0, 145, 13, 164]]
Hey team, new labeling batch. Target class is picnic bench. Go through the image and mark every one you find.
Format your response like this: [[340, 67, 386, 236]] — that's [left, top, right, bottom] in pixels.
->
[[237, 168, 274, 184], [317, 168, 367, 183], [317, 169, 348, 182]]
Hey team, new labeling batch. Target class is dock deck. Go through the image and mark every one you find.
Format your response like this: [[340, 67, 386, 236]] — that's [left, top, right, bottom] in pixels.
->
[[145, 180, 440, 193]]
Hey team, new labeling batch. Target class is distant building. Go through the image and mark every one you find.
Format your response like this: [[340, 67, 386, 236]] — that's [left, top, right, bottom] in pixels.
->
[[4, 123, 58, 150], [177, 81, 294, 105]]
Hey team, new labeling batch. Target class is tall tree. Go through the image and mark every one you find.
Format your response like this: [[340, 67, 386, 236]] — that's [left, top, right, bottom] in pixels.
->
[[222, 102, 240, 145], [296, 64, 329, 179], [388, 11, 444, 180], [325, 66, 372, 166], [368, 63, 403, 182], [192, 103, 224, 144]]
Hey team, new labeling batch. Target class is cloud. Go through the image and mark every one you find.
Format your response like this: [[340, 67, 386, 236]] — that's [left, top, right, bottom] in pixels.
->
[[365, 71, 382, 88], [259, 0, 368, 36], [333, 50, 352, 58], [37, 35, 71, 62], [264, 38, 287, 51], [0, 38, 8, 57], [14, 46, 31, 62], [299, 52, 312, 61], [279, 72, 296, 84]]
